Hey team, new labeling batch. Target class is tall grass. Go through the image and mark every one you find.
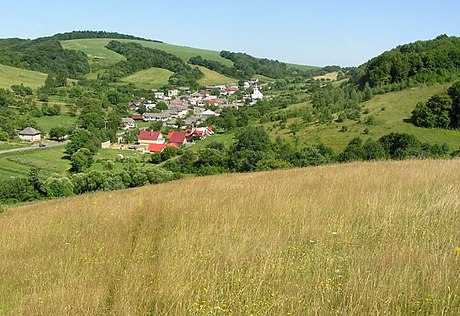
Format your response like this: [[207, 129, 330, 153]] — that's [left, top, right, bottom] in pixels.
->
[[1, 160, 459, 315]]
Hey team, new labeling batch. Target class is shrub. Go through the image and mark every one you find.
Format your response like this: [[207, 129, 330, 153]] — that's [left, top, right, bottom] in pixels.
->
[[43, 176, 74, 198]]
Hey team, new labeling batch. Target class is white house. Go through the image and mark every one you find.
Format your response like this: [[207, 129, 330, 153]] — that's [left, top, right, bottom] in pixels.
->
[[142, 112, 170, 122], [202, 109, 218, 118], [18, 127, 41, 142], [154, 92, 165, 99], [168, 89, 179, 97], [121, 118, 136, 129]]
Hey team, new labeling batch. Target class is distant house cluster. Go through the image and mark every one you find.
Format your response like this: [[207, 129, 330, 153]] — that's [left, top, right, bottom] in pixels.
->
[[123, 80, 264, 130]]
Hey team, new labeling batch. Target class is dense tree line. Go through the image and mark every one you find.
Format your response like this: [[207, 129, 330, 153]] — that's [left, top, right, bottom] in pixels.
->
[[189, 51, 318, 80], [351, 35, 460, 89], [46, 30, 162, 43], [162, 127, 453, 176], [412, 81, 460, 128], [101, 41, 204, 87], [0, 38, 90, 77], [338, 133, 450, 162], [0, 163, 178, 205]]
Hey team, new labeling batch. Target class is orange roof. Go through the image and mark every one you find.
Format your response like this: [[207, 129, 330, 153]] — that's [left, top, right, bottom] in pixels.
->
[[147, 143, 179, 153]]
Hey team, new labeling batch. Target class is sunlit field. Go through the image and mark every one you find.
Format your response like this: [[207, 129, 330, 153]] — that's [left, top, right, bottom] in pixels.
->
[[1, 159, 459, 315]]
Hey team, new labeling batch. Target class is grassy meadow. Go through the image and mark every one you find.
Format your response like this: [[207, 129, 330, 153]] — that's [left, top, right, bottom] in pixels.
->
[[0, 146, 69, 180], [1, 159, 459, 315], [60, 38, 234, 68], [0, 64, 47, 89], [0, 147, 141, 180], [34, 115, 78, 133], [61, 38, 126, 72], [196, 66, 237, 86], [120, 67, 173, 89], [265, 83, 460, 152]]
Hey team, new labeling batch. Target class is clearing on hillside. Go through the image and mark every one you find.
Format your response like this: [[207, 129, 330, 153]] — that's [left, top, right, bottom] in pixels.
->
[[0, 64, 47, 89], [120, 67, 173, 89], [313, 71, 339, 81], [1, 160, 460, 315], [196, 65, 237, 86]]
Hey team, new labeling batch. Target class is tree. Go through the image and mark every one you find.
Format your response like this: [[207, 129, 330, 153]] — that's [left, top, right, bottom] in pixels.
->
[[43, 176, 74, 198], [49, 127, 67, 141], [448, 81, 460, 128], [148, 121, 163, 131], [70, 148, 94, 173], [338, 137, 365, 162], [0, 131, 8, 141], [411, 102, 436, 128], [412, 93, 453, 128], [233, 126, 271, 152], [378, 133, 422, 159], [160, 146, 178, 161], [65, 129, 99, 156], [426, 94, 452, 128], [156, 101, 168, 111], [362, 138, 387, 160]]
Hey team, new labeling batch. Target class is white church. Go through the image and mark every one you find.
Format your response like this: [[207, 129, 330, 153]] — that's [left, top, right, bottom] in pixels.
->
[[251, 84, 264, 101]]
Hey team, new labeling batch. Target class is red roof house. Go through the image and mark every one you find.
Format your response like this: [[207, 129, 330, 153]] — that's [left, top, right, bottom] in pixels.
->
[[147, 143, 179, 153], [138, 131, 165, 144], [167, 131, 187, 146]]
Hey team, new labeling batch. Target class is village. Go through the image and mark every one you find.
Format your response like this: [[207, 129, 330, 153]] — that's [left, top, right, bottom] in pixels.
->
[[116, 80, 265, 154]]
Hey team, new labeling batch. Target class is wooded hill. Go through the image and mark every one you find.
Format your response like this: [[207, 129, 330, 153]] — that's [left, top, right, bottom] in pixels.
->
[[0, 31, 319, 85], [351, 35, 460, 88]]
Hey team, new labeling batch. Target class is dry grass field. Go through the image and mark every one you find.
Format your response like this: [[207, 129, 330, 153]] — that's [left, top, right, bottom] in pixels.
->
[[1, 160, 460, 315]]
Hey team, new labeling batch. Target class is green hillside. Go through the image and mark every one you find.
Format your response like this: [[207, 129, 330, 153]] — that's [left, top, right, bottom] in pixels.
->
[[61, 38, 126, 72], [61, 38, 234, 68], [196, 65, 237, 85], [120, 67, 173, 89], [264, 83, 460, 151], [0, 64, 47, 89], [1, 160, 459, 314]]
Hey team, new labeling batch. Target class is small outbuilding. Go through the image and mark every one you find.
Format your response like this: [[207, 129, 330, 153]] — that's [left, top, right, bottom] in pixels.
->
[[18, 127, 41, 142]]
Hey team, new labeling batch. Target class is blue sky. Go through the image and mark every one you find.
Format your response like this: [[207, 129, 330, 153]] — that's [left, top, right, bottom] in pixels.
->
[[0, 0, 459, 67]]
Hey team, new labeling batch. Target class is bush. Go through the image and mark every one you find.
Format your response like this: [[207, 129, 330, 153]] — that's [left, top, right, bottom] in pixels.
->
[[146, 168, 178, 184], [43, 176, 75, 198]]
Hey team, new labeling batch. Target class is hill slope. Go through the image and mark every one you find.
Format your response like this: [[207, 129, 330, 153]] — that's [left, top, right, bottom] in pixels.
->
[[265, 82, 460, 151], [0, 64, 47, 89], [1, 160, 459, 315], [61, 38, 234, 68]]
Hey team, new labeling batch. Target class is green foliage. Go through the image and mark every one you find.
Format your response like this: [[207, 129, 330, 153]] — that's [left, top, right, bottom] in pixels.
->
[[70, 148, 94, 173], [378, 133, 425, 160], [0, 38, 90, 78], [0, 177, 40, 204], [338, 137, 366, 162], [48, 127, 67, 141], [43, 176, 74, 198], [411, 93, 452, 128], [65, 129, 100, 156], [156, 101, 168, 111], [448, 81, 460, 128], [101, 41, 204, 87], [49, 30, 162, 43], [0, 131, 9, 141], [11, 84, 33, 96], [233, 126, 272, 152], [352, 35, 460, 88]]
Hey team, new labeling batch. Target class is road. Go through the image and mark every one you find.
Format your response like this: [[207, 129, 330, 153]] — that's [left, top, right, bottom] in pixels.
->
[[0, 141, 68, 155]]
